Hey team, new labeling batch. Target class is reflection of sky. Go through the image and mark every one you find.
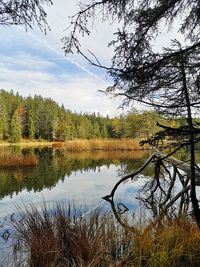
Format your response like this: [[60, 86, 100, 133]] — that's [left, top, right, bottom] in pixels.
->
[[0, 164, 138, 219], [0, 162, 149, 265], [113, 176, 150, 220], [0, 162, 145, 265], [0, 164, 124, 265], [2, 158, 198, 264]]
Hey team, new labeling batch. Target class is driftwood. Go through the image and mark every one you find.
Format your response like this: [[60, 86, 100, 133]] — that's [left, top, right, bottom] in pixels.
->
[[155, 150, 200, 184], [103, 150, 200, 228]]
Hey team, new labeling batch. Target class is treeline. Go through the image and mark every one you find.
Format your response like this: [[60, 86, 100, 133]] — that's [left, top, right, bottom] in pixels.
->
[[0, 89, 177, 142]]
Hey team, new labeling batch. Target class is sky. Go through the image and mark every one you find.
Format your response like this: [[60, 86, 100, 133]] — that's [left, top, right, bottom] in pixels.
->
[[0, 0, 131, 117], [0, 1, 184, 117]]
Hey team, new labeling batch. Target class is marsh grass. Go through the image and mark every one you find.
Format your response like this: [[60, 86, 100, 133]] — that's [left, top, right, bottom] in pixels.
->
[[13, 204, 200, 267], [0, 138, 147, 151], [0, 152, 38, 168], [62, 149, 147, 162], [13, 204, 127, 267], [53, 138, 147, 151], [0, 139, 54, 148]]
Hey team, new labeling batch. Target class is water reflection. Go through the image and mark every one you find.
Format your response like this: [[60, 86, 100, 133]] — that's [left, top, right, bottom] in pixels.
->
[[2, 146, 200, 266], [0, 148, 149, 218]]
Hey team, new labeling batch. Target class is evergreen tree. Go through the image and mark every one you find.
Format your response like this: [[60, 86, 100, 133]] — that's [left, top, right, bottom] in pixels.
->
[[28, 109, 35, 140], [65, 0, 200, 227], [0, 101, 9, 140], [92, 122, 101, 138], [0, 121, 3, 140], [100, 123, 108, 138], [11, 110, 22, 143], [0, 89, 180, 142], [0, 0, 52, 30]]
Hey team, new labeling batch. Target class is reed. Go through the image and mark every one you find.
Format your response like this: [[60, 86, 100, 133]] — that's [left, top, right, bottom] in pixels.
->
[[60, 138, 147, 151], [0, 139, 54, 148], [13, 204, 200, 267], [0, 152, 38, 168], [13, 204, 125, 266], [63, 149, 148, 161], [52, 141, 65, 148]]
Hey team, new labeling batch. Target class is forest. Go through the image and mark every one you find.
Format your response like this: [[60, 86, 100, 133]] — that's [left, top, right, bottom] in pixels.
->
[[0, 89, 178, 142]]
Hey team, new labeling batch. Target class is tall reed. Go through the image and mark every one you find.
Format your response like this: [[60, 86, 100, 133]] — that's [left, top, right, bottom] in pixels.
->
[[13, 204, 129, 266], [52, 138, 148, 151], [13, 204, 200, 267]]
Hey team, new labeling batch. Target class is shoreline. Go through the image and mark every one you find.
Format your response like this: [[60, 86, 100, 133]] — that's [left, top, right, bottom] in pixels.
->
[[0, 138, 149, 150]]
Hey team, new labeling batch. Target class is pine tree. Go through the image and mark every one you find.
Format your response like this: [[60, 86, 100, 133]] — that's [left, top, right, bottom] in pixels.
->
[[28, 109, 35, 140], [11, 110, 22, 143], [64, 0, 200, 227], [101, 124, 108, 138], [0, 102, 9, 140]]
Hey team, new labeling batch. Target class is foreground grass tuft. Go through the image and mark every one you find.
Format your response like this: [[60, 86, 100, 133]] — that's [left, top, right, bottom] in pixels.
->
[[13, 204, 200, 267]]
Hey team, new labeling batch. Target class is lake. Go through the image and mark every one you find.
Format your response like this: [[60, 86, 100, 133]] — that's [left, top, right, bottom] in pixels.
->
[[1, 145, 200, 225], [0, 147, 150, 220], [1, 146, 199, 266], [0, 147, 152, 265]]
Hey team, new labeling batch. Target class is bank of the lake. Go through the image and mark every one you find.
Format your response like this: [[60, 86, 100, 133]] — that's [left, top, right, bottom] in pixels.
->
[[0, 139, 148, 168], [0, 138, 148, 150]]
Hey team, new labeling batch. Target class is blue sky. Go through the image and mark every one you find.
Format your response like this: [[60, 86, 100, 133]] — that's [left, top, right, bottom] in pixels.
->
[[0, 1, 182, 116], [0, 1, 132, 116]]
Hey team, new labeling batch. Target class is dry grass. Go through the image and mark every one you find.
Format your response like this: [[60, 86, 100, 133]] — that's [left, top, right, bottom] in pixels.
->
[[0, 139, 54, 148], [14, 204, 124, 267], [60, 138, 148, 151], [52, 142, 65, 149], [62, 149, 148, 161], [13, 204, 200, 267], [125, 218, 200, 267], [0, 138, 148, 150], [0, 152, 38, 168]]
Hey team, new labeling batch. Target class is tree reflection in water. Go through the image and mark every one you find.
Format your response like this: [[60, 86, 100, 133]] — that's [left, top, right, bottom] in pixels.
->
[[0, 147, 149, 199]]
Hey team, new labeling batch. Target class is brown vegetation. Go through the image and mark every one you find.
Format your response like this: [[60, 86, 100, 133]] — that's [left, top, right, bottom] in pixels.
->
[[13, 204, 200, 267], [0, 152, 38, 168], [0, 139, 54, 148], [62, 149, 148, 161], [0, 138, 148, 151], [53, 138, 148, 151]]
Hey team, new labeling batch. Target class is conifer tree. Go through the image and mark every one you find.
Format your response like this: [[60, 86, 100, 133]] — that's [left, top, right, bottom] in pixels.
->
[[65, 0, 200, 227], [11, 110, 22, 143], [0, 0, 52, 30], [28, 109, 35, 140], [0, 101, 9, 140]]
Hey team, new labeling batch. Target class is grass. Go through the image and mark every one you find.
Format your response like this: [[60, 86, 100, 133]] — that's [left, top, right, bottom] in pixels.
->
[[62, 149, 148, 161], [13, 204, 200, 267], [0, 138, 148, 150], [0, 152, 38, 168], [0, 139, 54, 148], [53, 138, 148, 151]]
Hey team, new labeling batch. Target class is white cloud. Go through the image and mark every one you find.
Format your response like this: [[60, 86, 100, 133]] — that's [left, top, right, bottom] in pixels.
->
[[32, 0, 117, 66], [0, 1, 145, 116], [0, 54, 55, 71], [0, 53, 123, 116], [22, 29, 110, 86]]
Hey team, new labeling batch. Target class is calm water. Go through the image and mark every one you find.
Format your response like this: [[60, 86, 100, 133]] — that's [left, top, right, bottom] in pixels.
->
[[1, 146, 199, 222], [0, 147, 151, 266], [0, 148, 150, 220], [0, 146, 199, 265]]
